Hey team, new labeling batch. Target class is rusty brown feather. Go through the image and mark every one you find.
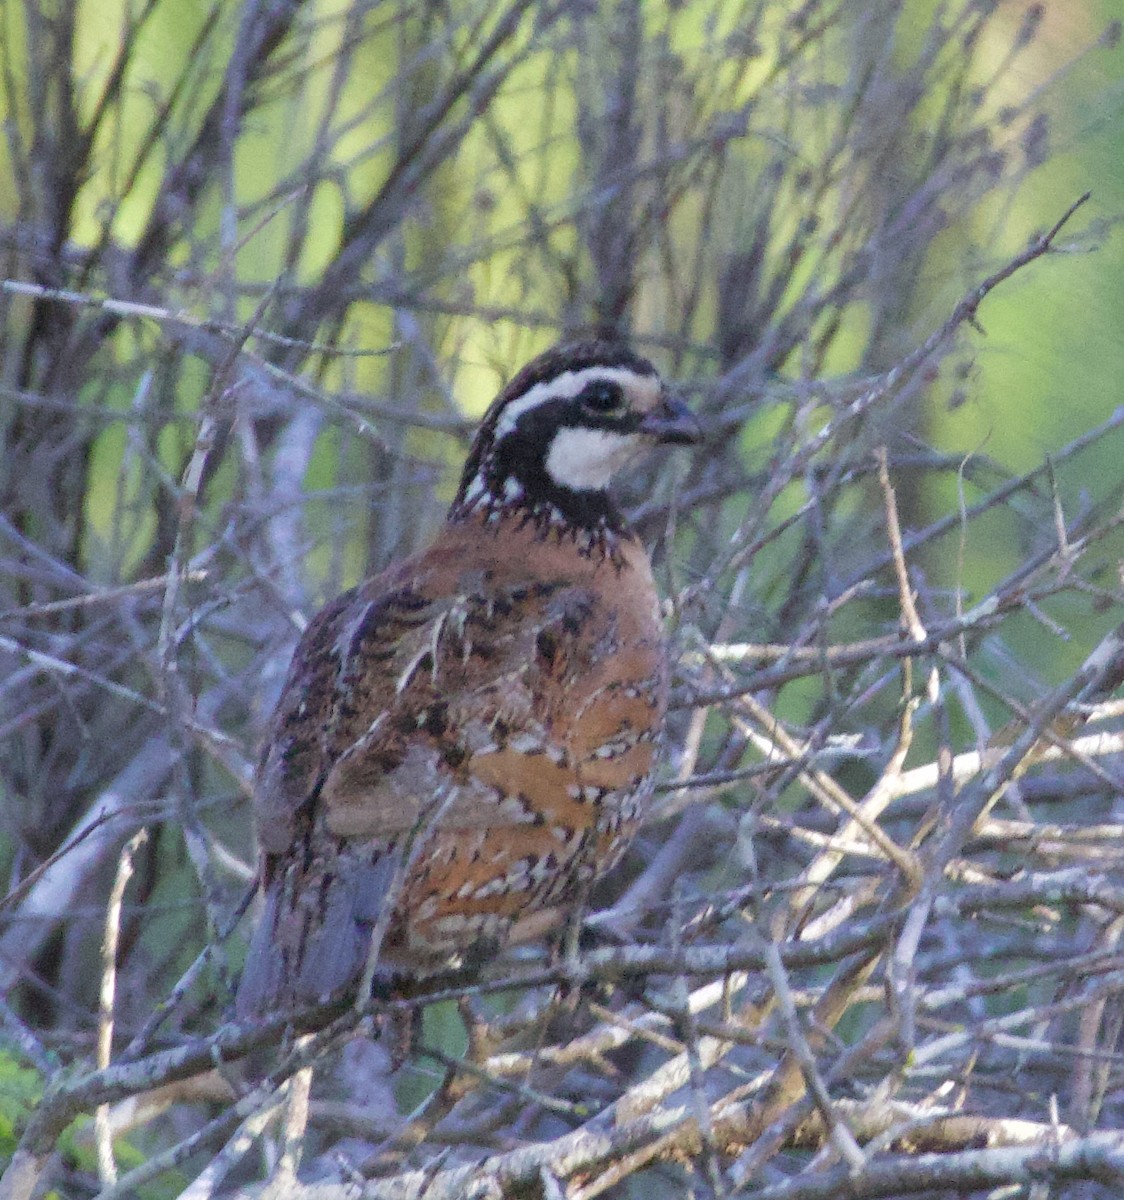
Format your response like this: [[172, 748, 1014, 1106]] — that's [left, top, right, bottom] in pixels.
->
[[236, 340, 699, 1016]]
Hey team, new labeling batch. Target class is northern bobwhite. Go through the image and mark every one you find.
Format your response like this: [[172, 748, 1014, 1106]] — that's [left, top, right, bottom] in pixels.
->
[[236, 339, 699, 1016]]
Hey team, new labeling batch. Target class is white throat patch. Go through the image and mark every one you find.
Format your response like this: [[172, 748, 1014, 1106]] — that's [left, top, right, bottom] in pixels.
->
[[544, 426, 641, 491]]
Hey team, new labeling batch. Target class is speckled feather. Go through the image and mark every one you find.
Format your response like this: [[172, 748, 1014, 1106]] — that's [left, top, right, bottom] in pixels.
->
[[236, 341, 693, 1016]]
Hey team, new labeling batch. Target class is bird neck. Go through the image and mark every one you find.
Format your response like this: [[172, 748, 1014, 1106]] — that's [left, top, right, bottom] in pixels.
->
[[447, 469, 634, 564]]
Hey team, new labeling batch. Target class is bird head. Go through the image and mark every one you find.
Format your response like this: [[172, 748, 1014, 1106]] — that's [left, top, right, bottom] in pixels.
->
[[451, 340, 700, 531]]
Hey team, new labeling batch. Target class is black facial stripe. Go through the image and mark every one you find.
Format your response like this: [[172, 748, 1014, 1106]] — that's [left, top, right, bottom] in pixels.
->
[[480, 396, 640, 529], [453, 396, 637, 519], [449, 341, 661, 534], [502, 396, 642, 445], [596, 409, 643, 434], [489, 432, 617, 528], [489, 397, 566, 484]]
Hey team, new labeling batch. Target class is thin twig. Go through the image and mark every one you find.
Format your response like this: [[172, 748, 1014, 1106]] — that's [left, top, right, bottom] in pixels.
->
[[95, 829, 149, 1187]]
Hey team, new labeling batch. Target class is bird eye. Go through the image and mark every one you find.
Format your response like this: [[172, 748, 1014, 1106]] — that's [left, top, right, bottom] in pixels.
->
[[581, 382, 625, 416]]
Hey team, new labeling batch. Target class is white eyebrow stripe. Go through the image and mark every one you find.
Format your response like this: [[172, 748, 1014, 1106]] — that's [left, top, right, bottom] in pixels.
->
[[493, 366, 655, 441]]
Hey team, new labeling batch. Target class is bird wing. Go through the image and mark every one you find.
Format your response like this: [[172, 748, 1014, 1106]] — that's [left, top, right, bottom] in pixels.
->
[[237, 533, 665, 1015]]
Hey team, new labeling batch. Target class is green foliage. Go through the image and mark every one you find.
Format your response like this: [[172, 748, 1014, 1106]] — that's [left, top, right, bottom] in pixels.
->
[[0, 1052, 42, 1163]]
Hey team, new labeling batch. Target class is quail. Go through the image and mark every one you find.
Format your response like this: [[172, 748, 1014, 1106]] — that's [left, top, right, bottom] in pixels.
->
[[236, 339, 699, 1016]]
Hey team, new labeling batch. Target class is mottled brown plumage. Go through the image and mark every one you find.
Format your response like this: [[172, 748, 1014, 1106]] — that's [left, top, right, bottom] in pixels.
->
[[237, 340, 698, 1016]]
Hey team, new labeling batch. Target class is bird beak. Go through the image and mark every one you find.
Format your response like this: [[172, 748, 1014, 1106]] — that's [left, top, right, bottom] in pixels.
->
[[639, 396, 702, 445]]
